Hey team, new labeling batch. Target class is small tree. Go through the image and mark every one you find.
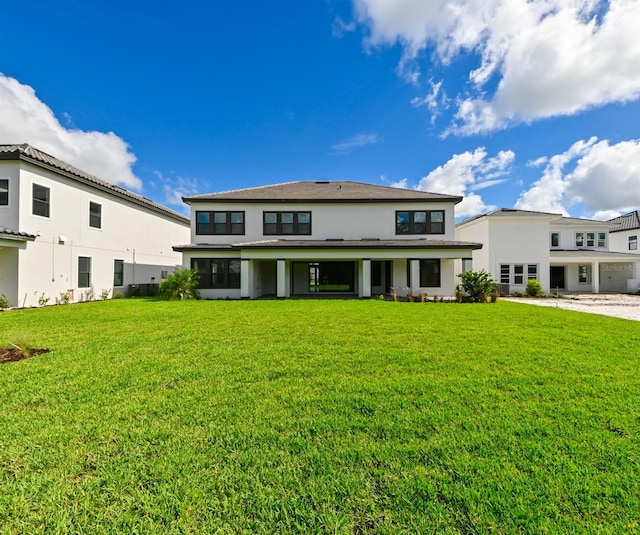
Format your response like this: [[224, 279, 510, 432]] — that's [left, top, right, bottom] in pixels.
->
[[457, 270, 496, 302], [159, 268, 200, 301]]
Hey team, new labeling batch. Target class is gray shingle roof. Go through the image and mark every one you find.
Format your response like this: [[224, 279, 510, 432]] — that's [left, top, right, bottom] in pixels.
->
[[0, 144, 189, 225], [183, 181, 462, 204], [609, 210, 640, 232], [0, 227, 37, 241]]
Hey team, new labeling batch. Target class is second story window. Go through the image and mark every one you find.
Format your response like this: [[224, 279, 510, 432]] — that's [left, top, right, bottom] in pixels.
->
[[396, 210, 445, 235], [597, 232, 606, 247], [196, 211, 245, 235], [89, 202, 102, 229], [630, 235, 638, 251], [0, 179, 8, 205], [575, 232, 584, 247], [33, 183, 50, 218], [263, 211, 311, 235], [550, 232, 559, 247]]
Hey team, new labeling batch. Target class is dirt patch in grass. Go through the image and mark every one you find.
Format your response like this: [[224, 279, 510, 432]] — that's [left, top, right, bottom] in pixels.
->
[[0, 348, 50, 364]]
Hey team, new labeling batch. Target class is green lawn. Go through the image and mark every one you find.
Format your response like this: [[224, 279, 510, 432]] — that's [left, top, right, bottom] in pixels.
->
[[1, 299, 639, 534]]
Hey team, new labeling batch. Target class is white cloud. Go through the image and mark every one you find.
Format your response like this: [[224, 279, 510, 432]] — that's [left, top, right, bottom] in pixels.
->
[[330, 133, 379, 155], [516, 137, 640, 216], [332, 16, 356, 38], [352, 0, 640, 134], [0, 73, 141, 190], [401, 147, 514, 217], [410, 79, 449, 124], [152, 171, 198, 214]]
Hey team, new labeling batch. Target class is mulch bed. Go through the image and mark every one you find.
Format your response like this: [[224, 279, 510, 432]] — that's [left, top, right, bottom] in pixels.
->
[[0, 348, 50, 364]]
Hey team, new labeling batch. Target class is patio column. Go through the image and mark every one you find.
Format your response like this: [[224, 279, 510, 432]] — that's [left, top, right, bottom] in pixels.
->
[[276, 259, 286, 298], [592, 261, 599, 293], [240, 259, 251, 299], [361, 259, 371, 298], [410, 259, 420, 294]]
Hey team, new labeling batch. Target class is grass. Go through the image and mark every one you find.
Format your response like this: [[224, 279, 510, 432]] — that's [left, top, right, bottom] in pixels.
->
[[1, 299, 639, 534]]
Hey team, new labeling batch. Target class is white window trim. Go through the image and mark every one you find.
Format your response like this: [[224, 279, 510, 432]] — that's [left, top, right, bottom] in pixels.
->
[[0, 177, 10, 207]]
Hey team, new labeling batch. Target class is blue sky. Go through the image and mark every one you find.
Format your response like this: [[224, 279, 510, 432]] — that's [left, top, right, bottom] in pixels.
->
[[1, 0, 639, 219]]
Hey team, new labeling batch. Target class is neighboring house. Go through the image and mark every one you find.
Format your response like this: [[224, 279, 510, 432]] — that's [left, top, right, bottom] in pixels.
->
[[609, 210, 640, 254], [0, 144, 190, 307], [174, 181, 482, 299], [456, 209, 640, 294]]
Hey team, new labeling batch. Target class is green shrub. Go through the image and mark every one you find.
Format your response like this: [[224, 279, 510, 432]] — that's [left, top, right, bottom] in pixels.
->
[[0, 294, 9, 309], [458, 270, 496, 302], [526, 279, 545, 297], [159, 268, 200, 301]]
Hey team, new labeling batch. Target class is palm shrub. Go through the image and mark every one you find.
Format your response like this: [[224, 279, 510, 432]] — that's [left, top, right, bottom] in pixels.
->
[[458, 270, 496, 302], [159, 268, 200, 300]]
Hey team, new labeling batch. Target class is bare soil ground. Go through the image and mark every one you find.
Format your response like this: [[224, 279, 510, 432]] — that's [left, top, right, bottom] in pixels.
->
[[503, 294, 640, 321], [0, 348, 50, 364]]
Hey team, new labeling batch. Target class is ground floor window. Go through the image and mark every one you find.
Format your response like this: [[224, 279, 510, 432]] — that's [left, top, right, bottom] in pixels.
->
[[501, 263, 538, 285], [578, 265, 591, 284], [78, 257, 91, 288], [309, 261, 354, 292], [191, 258, 241, 289], [420, 259, 441, 287], [113, 259, 124, 286]]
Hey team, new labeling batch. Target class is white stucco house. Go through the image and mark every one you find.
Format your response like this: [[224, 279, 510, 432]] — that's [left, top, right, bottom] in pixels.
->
[[174, 181, 482, 299], [456, 209, 640, 294], [0, 144, 190, 307], [609, 211, 640, 254]]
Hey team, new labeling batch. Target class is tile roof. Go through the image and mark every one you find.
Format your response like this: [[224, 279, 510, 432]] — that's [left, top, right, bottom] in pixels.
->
[[0, 144, 189, 225], [183, 181, 462, 204], [173, 238, 482, 252], [457, 208, 561, 227], [0, 227, 37, 241], [609, 210, 640, 232]]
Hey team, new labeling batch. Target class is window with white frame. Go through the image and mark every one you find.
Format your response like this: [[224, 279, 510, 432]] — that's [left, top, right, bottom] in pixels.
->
[[550, 232, 559, 247], [575, 232, 584, 247], [597, 232, 606, 248], [113, 259, 124, 286], [500, 264, 510, 284], [578, 265, 591, 284], [78, 257, 91, 288], [0, 179, 8, 206], [501, 263, 538, 285], [32, 183, 50, 217], [586, 232, 595, 247], [629, 235, 637, 251], [89, 201, 102, 229]]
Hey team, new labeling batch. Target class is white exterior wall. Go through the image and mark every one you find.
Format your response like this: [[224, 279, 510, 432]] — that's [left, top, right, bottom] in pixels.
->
[[0, 163, 20, 231], [550, 222, 609, 251], [457, 216, 552, 292], [609, 230, 638, 253], [0, 161, 189, 307], [454, 218, 489, 277], [191, 201, 457, 244]]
